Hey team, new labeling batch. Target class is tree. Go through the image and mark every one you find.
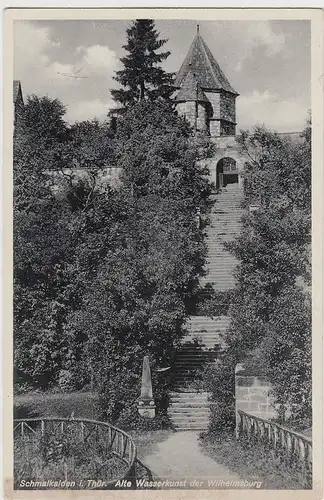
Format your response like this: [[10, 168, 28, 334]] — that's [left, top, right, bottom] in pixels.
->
[[13, 101, 74, 390], [65, 101, 213, 423], [22, 95, 69, 147], [205, 123, 311, 431], [13, 95, 120, 392], [111, 19, 174, 113], [68, 119, 115, 170]]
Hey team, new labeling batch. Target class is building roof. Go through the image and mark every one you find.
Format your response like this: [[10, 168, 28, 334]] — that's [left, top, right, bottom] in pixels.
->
[[174, 30, 238, 95], [13, 80, 23, 104], [174, 71, 210, 103]]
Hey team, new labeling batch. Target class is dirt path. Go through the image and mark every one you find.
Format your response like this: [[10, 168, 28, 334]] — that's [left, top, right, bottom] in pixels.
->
[[141, 431, 241, 482]]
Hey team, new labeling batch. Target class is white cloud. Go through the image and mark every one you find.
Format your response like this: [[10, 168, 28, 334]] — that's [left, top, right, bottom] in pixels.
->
[[237, 90, 308, 132], [76, 44, 121, 75], [235, 21, 287, 72], [14, 22, 120, 108], [14, 21, 58, 71], [14, 22, 80, 94], [65, 98, 114, 123], [247, 22, 286, 56]]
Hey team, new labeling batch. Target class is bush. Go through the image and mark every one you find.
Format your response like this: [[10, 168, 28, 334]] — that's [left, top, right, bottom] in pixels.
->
[[202, 359, 236, 432]]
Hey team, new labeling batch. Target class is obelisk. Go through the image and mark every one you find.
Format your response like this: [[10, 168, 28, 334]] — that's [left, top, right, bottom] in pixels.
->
[[138, 356, 156, 418]]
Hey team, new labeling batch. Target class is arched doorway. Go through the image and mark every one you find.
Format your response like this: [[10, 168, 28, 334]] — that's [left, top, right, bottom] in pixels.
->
[[216, 157, 238, 189]]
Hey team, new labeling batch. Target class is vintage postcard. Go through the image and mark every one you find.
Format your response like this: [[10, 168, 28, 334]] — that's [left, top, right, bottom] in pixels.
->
[[2, 7, 323, 500]]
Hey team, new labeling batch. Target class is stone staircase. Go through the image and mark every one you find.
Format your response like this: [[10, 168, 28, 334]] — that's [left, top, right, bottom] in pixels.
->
[[168, 184, 243, 430], [202, 184, 243, 290]]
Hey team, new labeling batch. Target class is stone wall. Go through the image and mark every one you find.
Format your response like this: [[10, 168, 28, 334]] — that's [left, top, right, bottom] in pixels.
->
[[205, 91, 220, 119], [209, 119, 220, 137], [197, 103, 208, 132], [235, 364, 277, 421], [220, 92, 236, 123], [176, 101, 197, 129], [46, 166, 122, 194]]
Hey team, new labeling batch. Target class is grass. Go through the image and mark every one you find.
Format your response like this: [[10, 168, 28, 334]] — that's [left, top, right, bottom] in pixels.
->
[[14, 427, 127, 489], [199, 431, 310, 489], [14, 391, 101, 421]]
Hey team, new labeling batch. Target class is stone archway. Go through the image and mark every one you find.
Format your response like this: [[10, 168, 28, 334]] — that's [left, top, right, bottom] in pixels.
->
[[216, 157, 238, 189]]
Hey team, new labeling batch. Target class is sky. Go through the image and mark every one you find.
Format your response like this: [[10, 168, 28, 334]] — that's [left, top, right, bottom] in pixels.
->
[[14, 19, 310, 133]]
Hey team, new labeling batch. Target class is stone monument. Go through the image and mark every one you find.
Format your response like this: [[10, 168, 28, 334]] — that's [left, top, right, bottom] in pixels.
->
[[138, 356, 156, 419]]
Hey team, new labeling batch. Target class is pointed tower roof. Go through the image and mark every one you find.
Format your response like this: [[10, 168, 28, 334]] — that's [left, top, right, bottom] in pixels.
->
[[13, 80, 24, 104], [175, 27, 238, 95], [174, 71, 210, 103]]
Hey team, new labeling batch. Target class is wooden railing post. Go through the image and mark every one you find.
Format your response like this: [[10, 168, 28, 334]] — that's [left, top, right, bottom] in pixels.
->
[[236, 410, 312, 485], [14, 417, 138, 487]]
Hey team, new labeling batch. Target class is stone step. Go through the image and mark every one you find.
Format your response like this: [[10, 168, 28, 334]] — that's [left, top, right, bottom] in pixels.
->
[[175, 349, 219, 354], [209, 216, 242, 220], [185, 332, 227, 337], [179, 341, 222, 347], [188, 315, 229, 323], [204, 268, 236, 273], [172, 425, 209, 430], [205, 259, 237, 263], [202, 277, 235, 281], [169, 408, 210, 414], [186, 329, 228, 333], [187, 325, 229, 330], [184, 327, 228, 331], [180, 341, 223, 346], [178, 342, 221, 347], [210, 218, 241, 221], [174, 355, 220, 361], [187, 322, 229, 327], [203, 268, 236, 273], [168, 418, 210, 425], [170, 391, 209, 397], [169, 401, 210, 407]]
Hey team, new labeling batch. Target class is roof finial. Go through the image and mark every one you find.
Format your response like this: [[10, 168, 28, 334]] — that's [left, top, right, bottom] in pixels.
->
[[197, 24, 200, 34]]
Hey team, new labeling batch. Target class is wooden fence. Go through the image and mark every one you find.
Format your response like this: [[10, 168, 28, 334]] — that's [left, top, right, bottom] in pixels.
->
[[14, 417, 137, 488], [237, 410, 312, 486]]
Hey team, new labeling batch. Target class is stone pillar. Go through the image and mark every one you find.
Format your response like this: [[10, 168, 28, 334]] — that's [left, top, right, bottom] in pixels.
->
[[138, 356, 156, 419], [235, 363, 277, 434]]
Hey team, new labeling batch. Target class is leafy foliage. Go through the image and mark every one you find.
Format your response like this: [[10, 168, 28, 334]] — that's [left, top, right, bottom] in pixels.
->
[[205, 124, 311, 429], [111, 19, 174, 113], [21, 95, 70, 147], [68, 119, 116, 170], [64, 101, 212, 423], [14, 95, 212, 430], [13, 99, 74, 390]]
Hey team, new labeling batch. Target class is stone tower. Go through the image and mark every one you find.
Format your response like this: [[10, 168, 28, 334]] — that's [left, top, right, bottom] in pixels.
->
[[173, 25, 239, 137]]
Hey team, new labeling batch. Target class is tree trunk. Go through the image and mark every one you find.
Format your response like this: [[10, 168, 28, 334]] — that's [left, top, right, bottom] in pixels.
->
[[140, 80, 145, 100]]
